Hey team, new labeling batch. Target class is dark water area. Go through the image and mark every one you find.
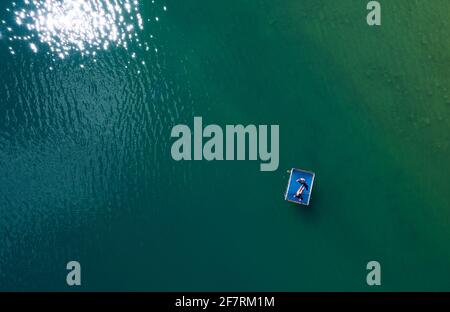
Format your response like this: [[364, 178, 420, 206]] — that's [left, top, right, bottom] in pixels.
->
[[0, 0, 449, 291]]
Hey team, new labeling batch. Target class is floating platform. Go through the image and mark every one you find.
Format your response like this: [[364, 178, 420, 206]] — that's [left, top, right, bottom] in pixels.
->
[[285, 168, 315, 206]]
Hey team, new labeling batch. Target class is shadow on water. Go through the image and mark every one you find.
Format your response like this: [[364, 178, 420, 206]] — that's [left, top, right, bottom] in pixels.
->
[[289, 186, 322, 222], [291, 203, 317, 219]]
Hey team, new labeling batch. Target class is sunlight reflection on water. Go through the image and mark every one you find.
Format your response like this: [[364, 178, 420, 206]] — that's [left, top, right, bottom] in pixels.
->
[[1, 0, 164, 67]]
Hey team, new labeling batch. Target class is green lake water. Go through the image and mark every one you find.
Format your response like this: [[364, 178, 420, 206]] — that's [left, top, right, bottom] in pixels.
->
[[0, 0, 449, 291]]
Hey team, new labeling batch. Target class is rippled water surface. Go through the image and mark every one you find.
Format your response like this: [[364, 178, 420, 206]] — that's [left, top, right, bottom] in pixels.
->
[[0, 0, 449, 291]]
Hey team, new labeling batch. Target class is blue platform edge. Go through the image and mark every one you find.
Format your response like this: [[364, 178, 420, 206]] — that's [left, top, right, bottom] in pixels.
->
[[285, 168, 316, 206]]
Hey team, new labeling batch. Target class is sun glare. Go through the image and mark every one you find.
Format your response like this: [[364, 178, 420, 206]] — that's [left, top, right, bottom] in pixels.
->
[[2, 0, 157, 62]]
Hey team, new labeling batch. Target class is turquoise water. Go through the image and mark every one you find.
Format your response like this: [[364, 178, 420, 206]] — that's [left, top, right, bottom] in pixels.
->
[[0, 0, 449, 291]]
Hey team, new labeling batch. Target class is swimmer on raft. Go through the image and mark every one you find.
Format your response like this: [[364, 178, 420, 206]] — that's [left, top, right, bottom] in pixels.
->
[[294, 177, 309, 201]]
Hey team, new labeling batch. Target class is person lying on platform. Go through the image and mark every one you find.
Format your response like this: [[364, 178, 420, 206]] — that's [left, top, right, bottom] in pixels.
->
[[294, 178, 309, 201]]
